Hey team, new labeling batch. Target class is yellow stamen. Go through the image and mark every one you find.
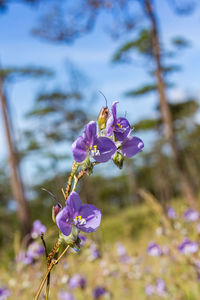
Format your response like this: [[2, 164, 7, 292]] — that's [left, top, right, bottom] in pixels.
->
[[117, 123, 122, 128]]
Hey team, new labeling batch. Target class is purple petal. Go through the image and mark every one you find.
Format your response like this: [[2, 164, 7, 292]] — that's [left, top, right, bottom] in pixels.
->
[[106, 115, 114, 136], [66, 192, 81, 216], [72, 136, 88, 163], [77, 204, 102, 233], [121, 136, 144, 157], [114, 117, 131, 141], [83, 121, 97, 146], [56, 207, 72, 236], [91, 137, 117, 163], [111, 101, 118, 122], [106, 102, 118, 136]]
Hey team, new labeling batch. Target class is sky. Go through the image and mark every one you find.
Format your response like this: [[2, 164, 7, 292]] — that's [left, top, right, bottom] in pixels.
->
[[0, 0, 200, 176]]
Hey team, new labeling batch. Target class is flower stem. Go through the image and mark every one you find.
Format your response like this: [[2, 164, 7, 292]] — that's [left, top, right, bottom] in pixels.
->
[[65, 161, 79, 199], [34, 245, 70, 300], [45, 273, 50, 300]]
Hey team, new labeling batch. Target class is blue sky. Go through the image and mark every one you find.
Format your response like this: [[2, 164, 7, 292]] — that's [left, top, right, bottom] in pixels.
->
[[0, 0, 200, 166]]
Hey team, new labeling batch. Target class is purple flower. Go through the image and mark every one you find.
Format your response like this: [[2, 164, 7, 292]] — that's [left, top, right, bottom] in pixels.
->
[[16, 250, 33, 265], [116, 242, 131, 264], [89, 242, 100, 261], [0, 287, 11, 300], [167, 207, 176, 219], [183, 208, 199, 222], [68, 274, 86, 290], [156, 278, 167, 297], [56, 192, 101, 236], [106, 102, 144, 158], [26, 242, 45, 260], [145, 284, 155, 296], [116, 242, 127, 256], [197, 224, 200, 234], [106, 101, 131, 141], [147, 242, 162, 256], [178, 238, 198, 254], [58, 291, 76, 300], [145, 279, 167, 297], [72, 121, 117, 163], [119, 136, 144, 158], [92, 287, 107, 299], [31, 220, 46, 239]]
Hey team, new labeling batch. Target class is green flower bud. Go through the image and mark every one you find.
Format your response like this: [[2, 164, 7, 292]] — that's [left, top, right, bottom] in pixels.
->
[[112, 151, 124, 169]]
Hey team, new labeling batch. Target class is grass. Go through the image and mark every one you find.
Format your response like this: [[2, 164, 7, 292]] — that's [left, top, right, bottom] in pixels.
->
[[1, 201, 200, 299]]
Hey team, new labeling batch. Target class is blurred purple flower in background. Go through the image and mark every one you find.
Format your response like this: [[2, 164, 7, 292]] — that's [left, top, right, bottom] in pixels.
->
[[26, 242, 45, 260], [116, 242, 131, 264], [68, 274, 86, 290], [145, 279, 167, 297], [145, 284, 155, 296], [147, 242, 162, 256], [16, 242, 44, 265], [178, 238, 198, 254], [72, 121, 117, 163], [56, 192, 101, 236], [58, 291, 76, 300], [183, 209, 199, 222], [156, 278, 167, 297], [89, 242, 100, 261], [31, 220, 46, 239], [0, 287, 11, 300], [93, 286, 107, 299], [197, 224, 200, 234], [167, 207, 176, 219], [16, 250, 33, 265]]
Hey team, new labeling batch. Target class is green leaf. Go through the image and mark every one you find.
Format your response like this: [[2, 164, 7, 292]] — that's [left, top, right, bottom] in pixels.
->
[[134, 118, 160, 131], [26, 107, 56, 117], [125, 84, 157, 97], [169, 100, 199, 120], [112, 29, 153, 62]]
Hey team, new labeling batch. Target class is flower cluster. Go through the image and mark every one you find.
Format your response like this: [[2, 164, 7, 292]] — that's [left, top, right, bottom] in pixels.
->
[[72, 101, 144, 166], [56, 101, 144, 242]]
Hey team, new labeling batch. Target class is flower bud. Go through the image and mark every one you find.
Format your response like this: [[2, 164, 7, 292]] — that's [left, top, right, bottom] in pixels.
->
[[52, 203, 62, 223], [112, 151, 124, 169], [97, 106, 109, 131]]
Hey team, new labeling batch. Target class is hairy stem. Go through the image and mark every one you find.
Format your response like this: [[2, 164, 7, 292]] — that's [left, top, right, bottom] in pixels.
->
[[65, 161, 79, 199]]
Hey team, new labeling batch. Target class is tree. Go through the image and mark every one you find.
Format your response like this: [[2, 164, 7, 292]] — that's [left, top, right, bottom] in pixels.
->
[[0, 65, 52, 235], [32, 0, 199, 207]]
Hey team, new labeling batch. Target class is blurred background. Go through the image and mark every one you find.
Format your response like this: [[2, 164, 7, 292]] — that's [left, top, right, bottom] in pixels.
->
[[1, 0, 200, 299]]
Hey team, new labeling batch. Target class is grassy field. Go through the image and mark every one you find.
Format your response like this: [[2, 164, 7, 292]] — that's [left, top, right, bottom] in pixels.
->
[[1, 200, 200, 300]]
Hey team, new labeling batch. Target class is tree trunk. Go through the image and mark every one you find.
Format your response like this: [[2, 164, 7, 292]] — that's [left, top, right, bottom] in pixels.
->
[[0, 78, 31, 235], [144, 0, 197, 208]]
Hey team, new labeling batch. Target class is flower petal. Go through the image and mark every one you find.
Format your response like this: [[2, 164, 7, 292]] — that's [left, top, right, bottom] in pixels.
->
[[106, 115, 114, 136], [91, 137, 117, 163], [66, 192, 82, 216], [121, 136, 144, 157], [77, 204, 102, 233], [111, 101, 118, 122], [72, 136, 88, 163], [56, 207, 72, 236], [114, 117, 131, 141], [83, 121, 97, 146]]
